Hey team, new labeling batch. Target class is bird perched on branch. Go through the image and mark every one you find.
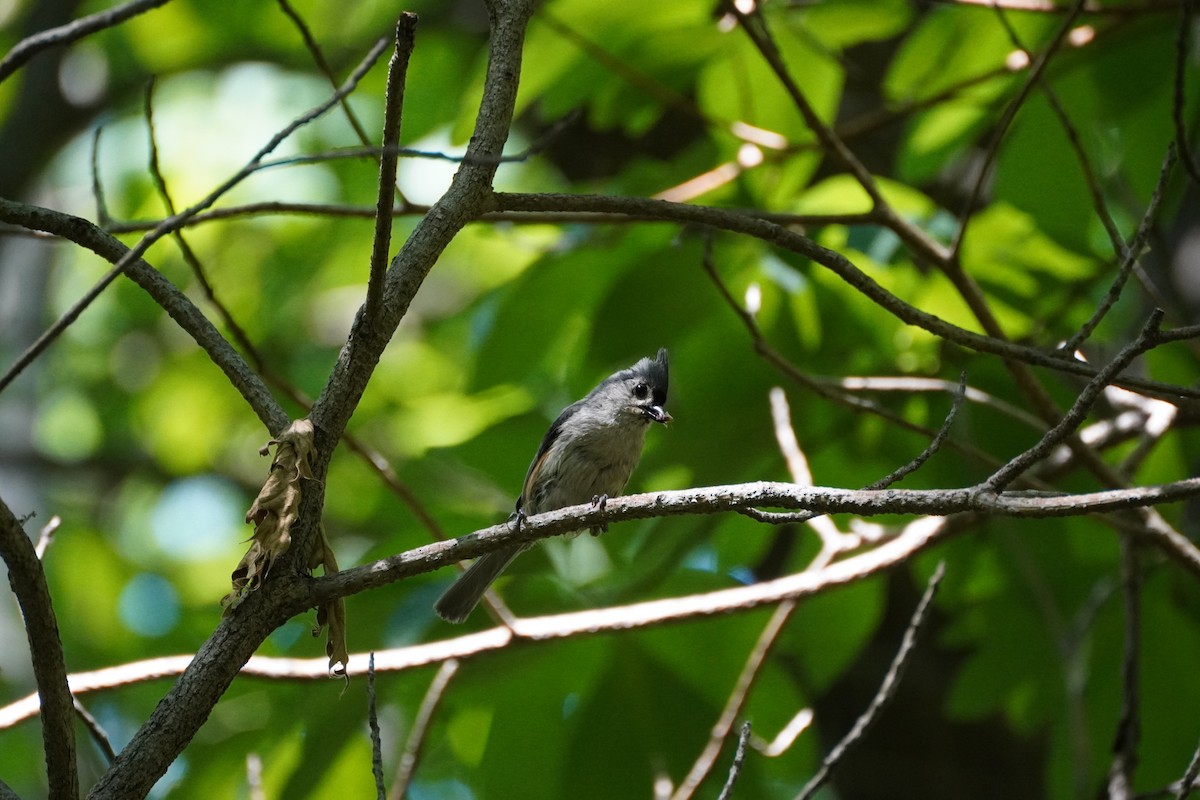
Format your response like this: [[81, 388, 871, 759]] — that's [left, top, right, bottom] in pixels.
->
[[434, 348, 672, 623]]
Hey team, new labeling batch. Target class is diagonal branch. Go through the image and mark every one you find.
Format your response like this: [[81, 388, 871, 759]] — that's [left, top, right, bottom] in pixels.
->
[[495, 190, 1200, 405], [949, 0, 1089, 258], [83, 5, 538, 797], [795, 563, 945, 800], [985, 309, 1165, 490], [0, 0, 171, 84], [0, 198, 288, 433], [0, 32, 393, 423]]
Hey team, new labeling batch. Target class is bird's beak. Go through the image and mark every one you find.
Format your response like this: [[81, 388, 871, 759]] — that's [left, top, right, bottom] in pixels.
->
[[644, 405, 672, 424]]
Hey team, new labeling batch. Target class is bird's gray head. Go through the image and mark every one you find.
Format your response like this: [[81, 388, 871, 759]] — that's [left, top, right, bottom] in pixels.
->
[[589, 348, 671, 426]]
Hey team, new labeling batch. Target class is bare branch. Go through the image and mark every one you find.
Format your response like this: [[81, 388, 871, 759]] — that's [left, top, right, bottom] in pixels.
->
[[717, 722, 753, 800], [1107, 540, 1143, 799], [0, 0, 171, 84], [1063, 146, 1177, 353], [389, 659, 460, 800], [0, 778, 22, 800], [795, 562, 946, 800], [368, 653, 386, 800], [872, 374, 966, 489], [366, 14, 419, 325], [0, 32, 393, 423], [0, 198, 288, 432], [1175, 0, 1200, 183], [495, 191, 1200, 405], [727, 1, 948, 266], [275, 0, 404, 210], [990, 3, 1125, 258], [949, 0, 1089, 257], [0, 495, 77, 799], [985, 310, 1165, 490], [1175, 736, 1200, 799], [312, 477, 1200, 607], [671, 602, 795, 800], [73, 698, 116, 765], [83, 5, 538, 795]]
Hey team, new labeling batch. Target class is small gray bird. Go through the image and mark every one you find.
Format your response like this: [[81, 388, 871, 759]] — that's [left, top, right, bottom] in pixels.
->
[[434, 349, 671, 623]]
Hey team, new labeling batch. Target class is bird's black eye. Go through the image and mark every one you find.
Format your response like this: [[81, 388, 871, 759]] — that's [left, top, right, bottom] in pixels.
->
[[633, 382, 650, 399]]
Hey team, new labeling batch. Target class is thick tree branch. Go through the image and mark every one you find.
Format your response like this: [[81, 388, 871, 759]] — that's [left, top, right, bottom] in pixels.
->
[[0, 496, 77, 799], [83, 5, 537, 796]]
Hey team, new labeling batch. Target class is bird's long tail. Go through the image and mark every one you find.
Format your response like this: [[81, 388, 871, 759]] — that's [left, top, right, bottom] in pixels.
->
[[433, 544, 525, 623]]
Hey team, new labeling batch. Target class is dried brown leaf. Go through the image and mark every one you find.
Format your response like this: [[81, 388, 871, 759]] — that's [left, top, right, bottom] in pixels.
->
[[221, 419, 317, 614], [310, 524, 348, 677]]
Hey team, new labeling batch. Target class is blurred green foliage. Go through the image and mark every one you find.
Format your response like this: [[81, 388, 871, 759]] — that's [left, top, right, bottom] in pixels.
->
[[1, 0, 1198, 798]]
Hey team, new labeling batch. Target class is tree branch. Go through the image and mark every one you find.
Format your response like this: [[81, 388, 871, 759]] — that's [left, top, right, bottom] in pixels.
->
[[795, 563, 945, 800], [388, 659, 460, 800], [492, 191, 1200, 405], [365, 14, 419, 325], [0, 32, 390, 414], [0, 495, 77, 799], [83, 4, 537, 796], [0, 198, 288, 433], [0, 0, 170, 84]]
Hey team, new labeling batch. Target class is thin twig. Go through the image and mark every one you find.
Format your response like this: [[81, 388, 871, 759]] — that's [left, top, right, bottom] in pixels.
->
[[767, 388, 846, 556], [275, 0, 404, 208], [871, 374, 966, 490], [984, 309, 1165, 490], [35, 515, 61, 559], [1175, 0, 1200, 183], [140, 77, 455, 551], [389, 659, 460, 800], [73, 697, 117, 765], [142, 80, 264, 372], [989, 2, 1124, 257], [716, 722, 752, 800], [794, 562, 946, 800], [101, 200, 878, 233], [1107, 539, 1142, 799], [0, 0, 171, 83], [949, 0, 1089, 257], [368, 652, 386, 800], [834, 375, 1045, 431], [0, 35, 390, 405], [700, 239, 1040, 473], [498, 191, 1200, 405], [670, 601, 795, 800], [1174, 737, 1200, 799], [366, 14, 419, 325], [1063, 146, 1177, 353], [744, 378, 965, 527], [727, 1, 947, 266], [0, 495, 77, 798], [90, 128, 111, 228]]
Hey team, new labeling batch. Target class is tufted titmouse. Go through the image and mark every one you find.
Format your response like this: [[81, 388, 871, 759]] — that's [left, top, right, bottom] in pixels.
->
[[434, 348, 671, 623]]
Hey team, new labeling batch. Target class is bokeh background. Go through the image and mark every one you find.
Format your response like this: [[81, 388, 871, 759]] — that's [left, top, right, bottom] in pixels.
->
[[2, 0, 1199, 797]]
